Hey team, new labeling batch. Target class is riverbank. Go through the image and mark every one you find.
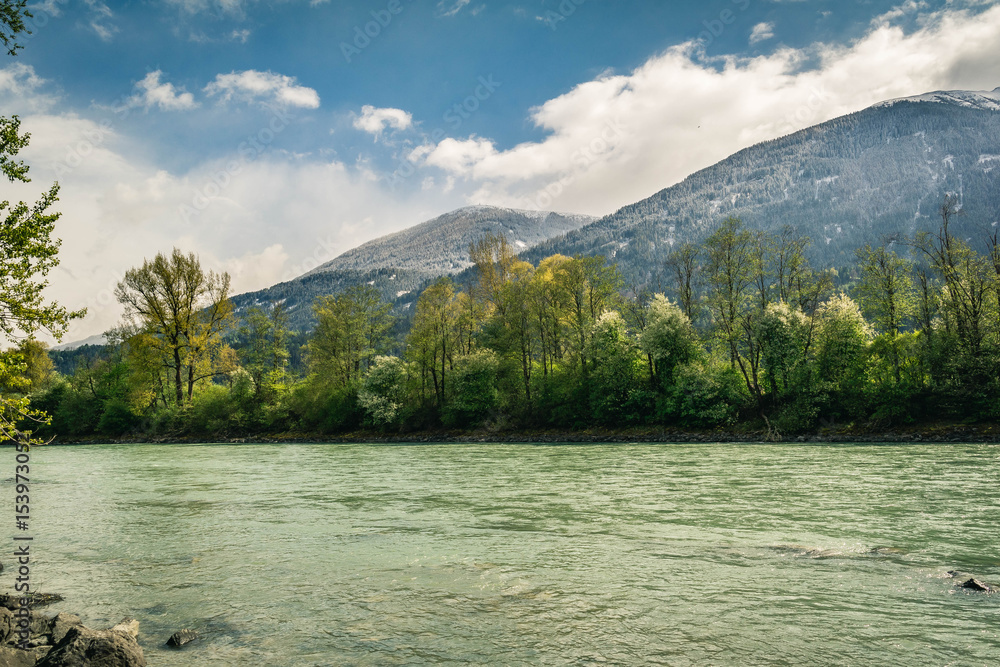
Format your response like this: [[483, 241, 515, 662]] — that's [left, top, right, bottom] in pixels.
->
[[43, 420, 1000, 445]]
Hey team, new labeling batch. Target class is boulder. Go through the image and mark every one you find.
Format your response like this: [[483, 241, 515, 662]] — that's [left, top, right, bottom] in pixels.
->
[[0, 608, 13, 644], [49, 615, 83, 645], [0, 645, 50, 667], [36, 617, 145, 667], [165, 629, 198, 648]]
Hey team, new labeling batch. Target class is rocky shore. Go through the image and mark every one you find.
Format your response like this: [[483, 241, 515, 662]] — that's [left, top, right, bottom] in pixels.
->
[[0, 594, 145, 667]]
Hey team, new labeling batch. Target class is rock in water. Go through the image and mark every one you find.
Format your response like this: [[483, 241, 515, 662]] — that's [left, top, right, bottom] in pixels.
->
[[165, 629, 199, 647], [36, 617, 145, 667], [960, 578, 994, 593]]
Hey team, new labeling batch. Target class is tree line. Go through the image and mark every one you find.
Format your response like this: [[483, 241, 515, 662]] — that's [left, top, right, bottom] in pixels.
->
[[6, 196, 998, 441]]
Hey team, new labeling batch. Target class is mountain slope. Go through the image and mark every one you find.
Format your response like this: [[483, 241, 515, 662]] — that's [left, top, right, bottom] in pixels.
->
[[523, 87, 1000, 283], [231, 206, 594, 329]]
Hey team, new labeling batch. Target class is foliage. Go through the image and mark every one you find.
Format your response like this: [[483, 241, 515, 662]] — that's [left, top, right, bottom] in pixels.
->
[[1, 3, 82, 447], [443, 350, 499, 428], [114, 248, 233, 406], [309, 285, 393, 388], [34, 195, 1000, 439], [358, 355, 408, 427]]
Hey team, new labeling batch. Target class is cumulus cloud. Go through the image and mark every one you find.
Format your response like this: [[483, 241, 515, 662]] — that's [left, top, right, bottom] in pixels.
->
[[127, 71, 198, 111], [17, 0, 1000, 343], [408, 2, 1000, 214], [353, 105, 413, 140], [13, 106, 457, 341], [0, 63, 53, 113], [749, 22, 775, 45], [204, 70, 320, 109]]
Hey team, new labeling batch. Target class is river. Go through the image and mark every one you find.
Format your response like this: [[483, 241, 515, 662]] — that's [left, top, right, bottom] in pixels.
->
[[12, 442, 1000, 665]]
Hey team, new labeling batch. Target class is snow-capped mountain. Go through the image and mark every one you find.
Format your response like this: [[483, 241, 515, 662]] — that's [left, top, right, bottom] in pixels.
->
[[522, 86, 1000, 283], [229, 206, 594, 329]]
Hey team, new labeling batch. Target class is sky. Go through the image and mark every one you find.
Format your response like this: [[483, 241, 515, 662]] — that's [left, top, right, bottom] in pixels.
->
[[3, 0, 1000, 342]]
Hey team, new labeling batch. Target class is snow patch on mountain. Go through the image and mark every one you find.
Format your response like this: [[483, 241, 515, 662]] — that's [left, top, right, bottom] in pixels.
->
[[876, 88, 1000, 112]]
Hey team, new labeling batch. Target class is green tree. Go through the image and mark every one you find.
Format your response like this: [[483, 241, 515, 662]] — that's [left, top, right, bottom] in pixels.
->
[[443, 350, 499, 427], [238, 304, 290, 403], [755, 301, 812, 400], [855, 244, 916, 383], [358, 355, 408, 427], [1, 2, 83, 446], [704, 217, 762, 405], [638, 294, 700, 388], [406, 278, 458, 409], [587, 310, 642, 425], [914, 197, 994, 374], [1, 338, 54, 394], [308, 285, 393, 388], [664, 243, 701, 321], [814, 294, 871, 419], [1, 0, 30, 56], [115, 248, 233, 405]]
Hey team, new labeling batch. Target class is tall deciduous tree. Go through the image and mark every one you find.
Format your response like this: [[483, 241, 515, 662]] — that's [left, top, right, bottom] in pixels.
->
[[664, 243, 701, 321], [704, 217, 761, 401], [2, 1, 83, 446], [855, 244, 916, 382], [115, 248, 232, 405], [406, 278, 458, 408], [238, 303, 290, 402], [914, 197, 994, 376], [309, 285, 393, 388]]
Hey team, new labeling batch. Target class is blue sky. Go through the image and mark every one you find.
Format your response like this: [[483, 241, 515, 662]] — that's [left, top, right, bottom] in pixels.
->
[[4, 0, 1000, 340]]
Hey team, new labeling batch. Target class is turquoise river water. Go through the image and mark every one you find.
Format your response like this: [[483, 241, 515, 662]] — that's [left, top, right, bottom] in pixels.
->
[[6, 442, 1000, 665]]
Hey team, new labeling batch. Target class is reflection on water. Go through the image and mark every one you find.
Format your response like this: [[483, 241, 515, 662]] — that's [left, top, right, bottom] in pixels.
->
[[6, 442, 1000, 665]]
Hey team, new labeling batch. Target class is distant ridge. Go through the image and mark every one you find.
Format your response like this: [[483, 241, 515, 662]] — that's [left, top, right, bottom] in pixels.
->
[[229, 205, 595, 329]]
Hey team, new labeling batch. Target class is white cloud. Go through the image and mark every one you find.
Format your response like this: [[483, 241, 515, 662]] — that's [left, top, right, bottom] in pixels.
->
[[230, 28, 251, 42], [83, 0, 118, 41], [30, 0, 66, 18], [353, 105, 413, 139], [165, 0, 245, 15], [0, 63, 52, 112], [127, 71, 198, 111], [88, 20, 117, 41], [408, 2, 1000, 214], [749, 22, 775, 45], [11, 106, 458, 341], [437, 0, 471, 17], [14, 0, 1000, 344], [204, 70, 320, 109]]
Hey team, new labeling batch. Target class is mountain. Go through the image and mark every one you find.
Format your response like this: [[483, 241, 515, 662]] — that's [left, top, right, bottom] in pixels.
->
[[230, 206, 595, 329], [52, 333, 107, 350], [522, 87, 1000, 283]]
